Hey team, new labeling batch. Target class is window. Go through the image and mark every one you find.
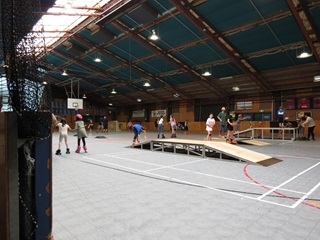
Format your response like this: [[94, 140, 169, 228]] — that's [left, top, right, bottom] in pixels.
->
[[236, 101, 252, 110]]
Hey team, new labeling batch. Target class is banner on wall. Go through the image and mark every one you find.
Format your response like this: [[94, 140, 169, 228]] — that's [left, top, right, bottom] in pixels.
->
[[151, 109, 166, 117], [132, 110, 145, 118]]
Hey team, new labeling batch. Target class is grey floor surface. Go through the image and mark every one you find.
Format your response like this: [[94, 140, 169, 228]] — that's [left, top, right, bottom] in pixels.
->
[[52, 130, 320, 240]]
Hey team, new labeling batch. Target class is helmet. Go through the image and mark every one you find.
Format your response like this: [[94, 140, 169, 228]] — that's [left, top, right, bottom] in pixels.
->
[[76, 114, 82, 120], [238, 114, 242, 118]]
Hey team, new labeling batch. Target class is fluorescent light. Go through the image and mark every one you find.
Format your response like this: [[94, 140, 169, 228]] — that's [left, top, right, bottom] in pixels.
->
[[314, 75, 320, 82], [109, 103, 113, 106], [219, 76, 233, 80], [43, 81, 47, 85], [137, 98, 141, 102], [93, 57, 102, 62]]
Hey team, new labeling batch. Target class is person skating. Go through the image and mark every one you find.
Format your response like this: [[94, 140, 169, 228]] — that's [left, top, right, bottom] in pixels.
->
[[74, 114, 88, 153], [56, 118, 72, 155]]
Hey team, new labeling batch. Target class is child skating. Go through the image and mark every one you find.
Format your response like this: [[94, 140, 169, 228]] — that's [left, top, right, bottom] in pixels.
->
[[226, 111, 237, 144], [74, 114, 88, 153], [56, 118, 72, 155], [87, 119, 94, 135]]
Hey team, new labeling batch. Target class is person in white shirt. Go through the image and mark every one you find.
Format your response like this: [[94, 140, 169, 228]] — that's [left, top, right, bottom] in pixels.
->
[[206, 113, 216, 141], [157, 115, 165, 138], [56, 118, 72, 155], [301, 113, 316, 141]]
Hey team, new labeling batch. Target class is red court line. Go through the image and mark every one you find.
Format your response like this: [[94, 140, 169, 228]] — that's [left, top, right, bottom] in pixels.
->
[[243, 164, 320, 210]]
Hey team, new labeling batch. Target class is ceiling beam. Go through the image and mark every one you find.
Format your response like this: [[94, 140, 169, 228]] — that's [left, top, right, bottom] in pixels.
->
[[51, 48, 165, 104], [70, 34, 176, 101], [168, 0, 271, 93], [286, 0, 320, 63], [114, 19, 228, 98]]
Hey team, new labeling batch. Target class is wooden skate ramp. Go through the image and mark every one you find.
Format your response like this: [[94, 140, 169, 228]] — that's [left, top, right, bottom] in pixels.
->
[[133, 139, 281, 167], [236, 139, 270, 146]]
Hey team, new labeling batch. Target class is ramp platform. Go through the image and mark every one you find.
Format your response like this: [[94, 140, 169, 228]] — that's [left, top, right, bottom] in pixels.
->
[[132, 139, 281, 166], [236, 139, 270, 146]]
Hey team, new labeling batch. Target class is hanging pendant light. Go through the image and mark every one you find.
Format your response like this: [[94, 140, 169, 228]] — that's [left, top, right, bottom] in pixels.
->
[[296, 45, 313, 58], [150, 29, 159, 40], [61, 69, 68, 76]]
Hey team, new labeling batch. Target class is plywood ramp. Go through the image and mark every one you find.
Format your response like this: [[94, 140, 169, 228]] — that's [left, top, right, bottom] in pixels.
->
[[236, 139, 271, 146], [149, 139, 281, 167]]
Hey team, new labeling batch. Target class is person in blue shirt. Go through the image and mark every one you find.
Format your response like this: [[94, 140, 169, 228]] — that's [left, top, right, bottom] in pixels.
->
[[277, 106, 286, 136], [132, 122, 147, 145], [277, 106, 286, 129]]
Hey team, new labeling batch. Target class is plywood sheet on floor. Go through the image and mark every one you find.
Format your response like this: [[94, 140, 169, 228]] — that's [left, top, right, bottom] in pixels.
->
[[237, 139, 270, 146]]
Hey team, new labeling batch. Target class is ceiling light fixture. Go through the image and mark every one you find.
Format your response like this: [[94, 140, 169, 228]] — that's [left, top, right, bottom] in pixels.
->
[[150, 29, 159, 40], [219, 76, 233, 80], [296, 45, 313, 58], [137, 98, 142, 102], [61, 69, 68, 76], [143, 81, 151, 87], [82, 94, 87, 99], [202, 71, 211, 76], [109, 103, 113, 106], [174, 93, 179, 98], [42, 81, 47, 85], [314, 75, 320, 82], [93, 57, 102, 62], [232, 86, 240, 91], [111, 89, 117, 94]]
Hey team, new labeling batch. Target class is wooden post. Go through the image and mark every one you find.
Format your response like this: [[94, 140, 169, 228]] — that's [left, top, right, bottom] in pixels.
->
[[0, 112, 19, 240]]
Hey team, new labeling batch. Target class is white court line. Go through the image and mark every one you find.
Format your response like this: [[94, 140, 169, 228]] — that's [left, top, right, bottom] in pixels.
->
[[83, 154, 308, 195], [81, 157, 293, 209], [84, 151, 139, 158], [257, 161, 320, 200], [144, 158, 209, 172], [291, 181, 320, 208]]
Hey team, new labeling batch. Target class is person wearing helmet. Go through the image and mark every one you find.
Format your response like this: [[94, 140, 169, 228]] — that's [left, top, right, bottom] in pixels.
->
[[74, 114, 88, 153], [234, 114, 248, 134]]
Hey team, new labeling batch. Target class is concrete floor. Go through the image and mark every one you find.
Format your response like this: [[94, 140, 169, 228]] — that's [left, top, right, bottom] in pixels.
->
[[52, 130, 320, 240]]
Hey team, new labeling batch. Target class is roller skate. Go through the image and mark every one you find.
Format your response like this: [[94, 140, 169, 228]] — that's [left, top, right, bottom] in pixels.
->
[[66, 148, 70, 154], [75, 146, 81, 153], [55, 149, 61, 155], [83, 146, 87, 153]]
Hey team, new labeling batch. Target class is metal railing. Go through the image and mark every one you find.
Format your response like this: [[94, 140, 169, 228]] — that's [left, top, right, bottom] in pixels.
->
[[235, 127, 297, 140]]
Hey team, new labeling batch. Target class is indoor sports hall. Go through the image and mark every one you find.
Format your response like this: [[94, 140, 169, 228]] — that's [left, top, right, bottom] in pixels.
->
[[1, 0, 320, 240]]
